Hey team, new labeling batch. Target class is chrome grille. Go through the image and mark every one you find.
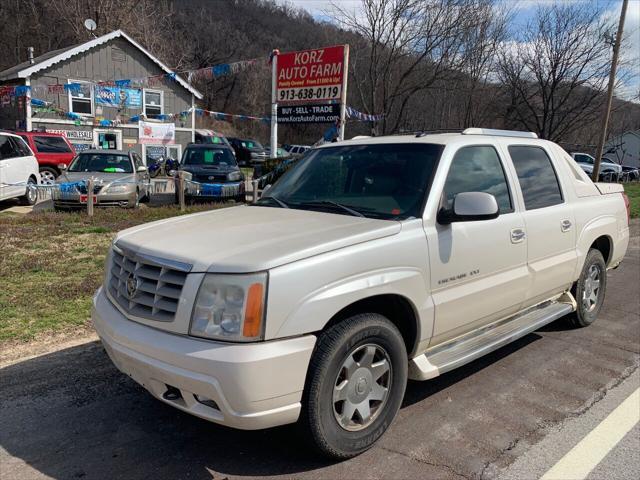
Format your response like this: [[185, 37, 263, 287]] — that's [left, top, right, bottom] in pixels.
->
[[107, 246, 191, 322]]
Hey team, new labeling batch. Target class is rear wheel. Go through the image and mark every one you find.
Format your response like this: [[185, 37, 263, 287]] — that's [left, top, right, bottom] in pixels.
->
[[19, 177, 38, 206], [301, 313, 407, 458], [569, 249, 607, 327]]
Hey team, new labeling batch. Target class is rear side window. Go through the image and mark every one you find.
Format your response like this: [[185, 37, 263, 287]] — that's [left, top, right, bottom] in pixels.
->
[[509, 146, 563, 210], [34, 136, 72, 153], [442, 145, 513, 213], [12, 137, 32, 156], [0, 135, 18, 159]]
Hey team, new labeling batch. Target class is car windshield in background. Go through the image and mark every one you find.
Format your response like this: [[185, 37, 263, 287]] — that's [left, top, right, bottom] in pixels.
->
[[68, 153, 133, 173], [256, 143, 444, 220], [241, 140, 263, 150], [183, 147, 237, 166]]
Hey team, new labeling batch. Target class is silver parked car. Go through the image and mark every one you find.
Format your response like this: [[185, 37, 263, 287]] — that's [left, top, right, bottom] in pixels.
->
[[54, 150, 150, 210]]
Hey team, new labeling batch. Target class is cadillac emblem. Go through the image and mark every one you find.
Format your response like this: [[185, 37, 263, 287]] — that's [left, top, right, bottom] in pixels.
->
[[125, 273, 139, 299]]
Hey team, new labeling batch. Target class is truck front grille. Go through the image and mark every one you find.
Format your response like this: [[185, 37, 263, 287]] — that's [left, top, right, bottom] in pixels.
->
[[107, 246, 190, 322]]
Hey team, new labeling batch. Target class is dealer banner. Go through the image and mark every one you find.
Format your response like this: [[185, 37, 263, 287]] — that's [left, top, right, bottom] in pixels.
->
[[276, 45, 346, 103], [95, 86, 142, 107], [277, 103, 340, 123], [139, 121, 175, 145]]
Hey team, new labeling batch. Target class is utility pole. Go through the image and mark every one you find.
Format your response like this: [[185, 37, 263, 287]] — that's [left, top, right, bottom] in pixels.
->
[[592, 0, 628, 182]]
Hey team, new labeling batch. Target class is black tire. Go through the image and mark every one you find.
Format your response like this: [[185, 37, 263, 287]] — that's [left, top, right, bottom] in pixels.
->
[[39, 167, 58, 185], [569, 249, 607, 328], [19, 176, 38, 206], [301, 313, 407, 459]]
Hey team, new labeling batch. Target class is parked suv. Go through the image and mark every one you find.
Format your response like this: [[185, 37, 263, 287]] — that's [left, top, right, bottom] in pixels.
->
[[0, 132, 39, 205], [18, 132, 75, 184], [571, 152, 622, 179], [228, 137, 268, 165], [93, 128, 629, 458], [175, 144, 245, 203]]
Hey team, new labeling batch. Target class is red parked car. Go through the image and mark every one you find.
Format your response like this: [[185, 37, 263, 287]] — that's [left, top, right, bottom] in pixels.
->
[[18, 132, 76, 184]]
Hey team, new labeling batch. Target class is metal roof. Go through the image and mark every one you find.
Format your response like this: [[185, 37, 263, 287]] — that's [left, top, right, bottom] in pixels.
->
[[0, 30, 203, 99]]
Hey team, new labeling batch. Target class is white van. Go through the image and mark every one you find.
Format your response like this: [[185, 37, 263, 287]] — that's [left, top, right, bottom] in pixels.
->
[[0, 132, 40, 205]]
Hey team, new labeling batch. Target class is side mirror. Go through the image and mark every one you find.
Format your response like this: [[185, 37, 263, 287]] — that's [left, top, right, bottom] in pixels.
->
[[262, 184, 272, 195], [58, 163, 67, 171], [438, 192, 499, 224], [137, 165, 147, 172]]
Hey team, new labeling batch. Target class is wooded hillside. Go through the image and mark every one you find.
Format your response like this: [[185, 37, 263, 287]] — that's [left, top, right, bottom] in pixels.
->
[[1, 0, 638, 148]]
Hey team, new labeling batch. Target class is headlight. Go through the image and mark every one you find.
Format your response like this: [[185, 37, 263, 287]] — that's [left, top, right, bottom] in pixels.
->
[[227, 171, 242, 182], [190, 273, 267, 342], [106, 184, 128, 194]]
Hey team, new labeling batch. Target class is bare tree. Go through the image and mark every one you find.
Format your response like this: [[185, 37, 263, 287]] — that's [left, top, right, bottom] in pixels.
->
[[497, 3, 619, 141], [331, 0, 506, 134]]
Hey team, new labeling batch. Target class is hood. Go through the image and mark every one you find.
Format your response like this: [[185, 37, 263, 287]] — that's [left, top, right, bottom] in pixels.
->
[[58, 171, 136, 186], [114, 206, 401, 272], [182, 164, 239, 175]]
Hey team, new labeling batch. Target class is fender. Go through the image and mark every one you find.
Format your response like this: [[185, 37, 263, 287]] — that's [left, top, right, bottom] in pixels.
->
[[573, 214, 616, 278], [264, 222, 434, 353]]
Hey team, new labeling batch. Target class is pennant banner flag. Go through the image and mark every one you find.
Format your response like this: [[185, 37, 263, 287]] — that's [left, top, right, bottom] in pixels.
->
[[1, 58, 261, 100]]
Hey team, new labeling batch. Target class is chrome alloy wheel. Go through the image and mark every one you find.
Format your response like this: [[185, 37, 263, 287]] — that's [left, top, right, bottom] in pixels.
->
[[40, 170, 56, 185], [582, 264, 602, 312], [332, 343, 392, 431], [27, 179, 37, 204]]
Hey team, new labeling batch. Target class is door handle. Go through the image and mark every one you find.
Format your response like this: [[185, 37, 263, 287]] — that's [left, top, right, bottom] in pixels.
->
[[511, 228, 526, 243], [561, 220, 572, 232]]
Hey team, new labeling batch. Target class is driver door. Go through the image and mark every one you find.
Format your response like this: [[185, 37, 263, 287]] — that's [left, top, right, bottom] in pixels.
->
[[424, 145, 528, 346]]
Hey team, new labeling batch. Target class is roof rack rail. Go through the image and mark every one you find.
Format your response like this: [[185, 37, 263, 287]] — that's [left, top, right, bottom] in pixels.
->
[[462, 128, 538, 139]]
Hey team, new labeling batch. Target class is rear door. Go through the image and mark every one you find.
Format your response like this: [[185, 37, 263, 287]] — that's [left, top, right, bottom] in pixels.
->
[[0, 135, 25, 199], [426, 144, 528, 345], [506, 144, 577, 306]]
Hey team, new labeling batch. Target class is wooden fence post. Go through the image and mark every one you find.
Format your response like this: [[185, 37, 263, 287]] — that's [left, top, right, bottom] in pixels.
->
[[178, 171, 186, 211], [252, 179, 259, 203], [87, 178, 94, 217]]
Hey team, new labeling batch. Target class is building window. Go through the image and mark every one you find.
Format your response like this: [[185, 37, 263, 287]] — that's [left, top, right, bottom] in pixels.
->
[[68, 80, 93, 115], [143, 89, 163, 117]]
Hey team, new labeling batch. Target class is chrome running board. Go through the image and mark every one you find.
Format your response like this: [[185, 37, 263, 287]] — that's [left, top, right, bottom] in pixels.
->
[[409, 297, 575, 381]]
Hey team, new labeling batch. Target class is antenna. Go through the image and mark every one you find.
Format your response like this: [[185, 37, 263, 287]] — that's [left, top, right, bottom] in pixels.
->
[[84, 18, 97, 38]]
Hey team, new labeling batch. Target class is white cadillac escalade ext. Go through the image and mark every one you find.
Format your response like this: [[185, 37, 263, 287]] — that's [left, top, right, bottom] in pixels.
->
[[92, 128, 630, 458]]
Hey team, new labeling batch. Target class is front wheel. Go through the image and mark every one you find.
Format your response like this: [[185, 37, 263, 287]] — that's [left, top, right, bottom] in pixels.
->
[[301, 313, 407, 458], [569, 249, 607, 327]]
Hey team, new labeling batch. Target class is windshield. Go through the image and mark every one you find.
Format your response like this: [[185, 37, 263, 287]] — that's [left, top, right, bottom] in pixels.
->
[[256, 143, 443, 220], [241, 140, 263, 150], [68, 153, 132, 173], [182, 147, 237, 166]]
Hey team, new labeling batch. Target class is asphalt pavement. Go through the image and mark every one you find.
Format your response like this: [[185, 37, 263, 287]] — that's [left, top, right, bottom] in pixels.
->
[[1, 221, 638, 480]]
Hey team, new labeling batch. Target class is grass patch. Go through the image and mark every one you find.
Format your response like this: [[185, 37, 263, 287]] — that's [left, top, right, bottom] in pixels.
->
[[0, 203, 229, 345], [624, 182, 640, 219]]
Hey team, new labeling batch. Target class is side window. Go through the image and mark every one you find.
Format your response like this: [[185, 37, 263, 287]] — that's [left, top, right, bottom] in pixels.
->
[[575, 154, 593, 164], [0, 135, 18, 160], [34, 136, 72, 153], [442, 145, 513, 214], [11, 137, 32, 157], [509, 146, 563, 210]]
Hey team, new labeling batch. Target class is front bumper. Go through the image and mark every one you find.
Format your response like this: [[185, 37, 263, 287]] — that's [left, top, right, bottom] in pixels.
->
[[92, 287, 316, 430], [54, 191, 137, 208]]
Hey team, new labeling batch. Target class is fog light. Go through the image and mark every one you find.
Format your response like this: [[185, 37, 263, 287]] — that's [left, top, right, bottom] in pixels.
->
[[195, 394, 219, 410]]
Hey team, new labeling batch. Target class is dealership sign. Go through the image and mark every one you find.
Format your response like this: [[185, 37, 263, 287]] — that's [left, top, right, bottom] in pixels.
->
[[276, 45, 346, 103], [277, 103, 340, 123], [139, 120, 175, 145], [46, 129, 93, 141]]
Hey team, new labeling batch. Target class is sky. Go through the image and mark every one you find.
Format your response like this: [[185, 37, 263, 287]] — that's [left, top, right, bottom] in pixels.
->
[[277, 0, 640, 101]]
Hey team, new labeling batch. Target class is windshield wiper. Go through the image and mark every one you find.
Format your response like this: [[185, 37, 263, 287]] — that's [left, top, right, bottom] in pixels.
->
[[259, 195, 290, 209], [299, 200, 365, 218]]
